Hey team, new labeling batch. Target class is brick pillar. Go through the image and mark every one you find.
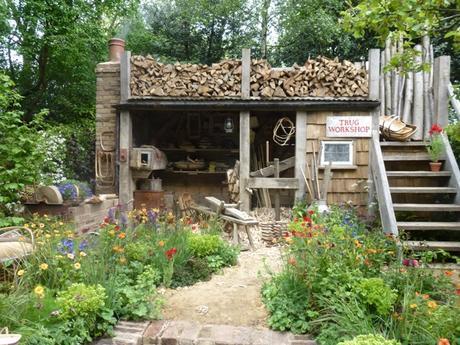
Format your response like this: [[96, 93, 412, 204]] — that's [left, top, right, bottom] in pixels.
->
[[95, 62, 120, 194]]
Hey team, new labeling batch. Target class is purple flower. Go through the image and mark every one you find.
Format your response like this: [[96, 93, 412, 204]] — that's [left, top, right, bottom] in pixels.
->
[[147, 209, 157, 224], [58, 238, 74, 254], [108, 207, 116, 224], [79, 240, 88, 251]]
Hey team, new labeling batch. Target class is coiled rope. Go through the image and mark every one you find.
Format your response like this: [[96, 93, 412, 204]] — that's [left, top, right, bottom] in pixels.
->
[[273, 117, 296, 146]]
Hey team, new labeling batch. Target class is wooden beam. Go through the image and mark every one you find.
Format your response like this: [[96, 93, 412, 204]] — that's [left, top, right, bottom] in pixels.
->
[[433, 56, 451, 128], [241, 48, 251, 99], [274, 158, 280, 221], [295, 111, 307, 200], [118, 110, 133, 209], [250, 156, 295, 177], [120, 51, 131, 102], [413, 45, 423, 140], [239, 111, 251, 211], [247, 178, 299, 189]]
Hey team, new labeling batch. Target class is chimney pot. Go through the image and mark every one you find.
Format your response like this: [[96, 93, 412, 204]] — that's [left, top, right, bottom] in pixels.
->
[[108, 38, 125, 62]]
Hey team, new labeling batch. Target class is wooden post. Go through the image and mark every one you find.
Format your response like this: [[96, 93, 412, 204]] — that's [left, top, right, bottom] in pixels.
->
[[367, 48, 380, 213], [433, 55, 451, 128], [119, 51, 133, 210], [295, 111, 307, 201], [402, 71, 413, 123], [413, 45, 423, 140], [384, 38, 392, 115], [422, 36, 432, 139], [274, 158, 280, 221], [379, 50, 385, 116], [239, 48, 251, 211]]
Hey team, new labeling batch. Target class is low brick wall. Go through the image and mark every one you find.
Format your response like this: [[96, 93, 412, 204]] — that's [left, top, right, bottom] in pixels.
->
[[25, 199, 119, 233]]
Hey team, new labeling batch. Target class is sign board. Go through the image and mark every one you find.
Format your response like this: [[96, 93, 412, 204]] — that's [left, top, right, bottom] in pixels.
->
[[326, 116, 372, 137]]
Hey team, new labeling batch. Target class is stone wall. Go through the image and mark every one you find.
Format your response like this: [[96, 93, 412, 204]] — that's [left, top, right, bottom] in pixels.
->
[[95, 61, 120, 194]]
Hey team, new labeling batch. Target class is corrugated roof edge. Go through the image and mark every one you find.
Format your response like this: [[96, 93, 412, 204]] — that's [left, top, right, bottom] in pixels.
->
[[127, 96, 377, 102]]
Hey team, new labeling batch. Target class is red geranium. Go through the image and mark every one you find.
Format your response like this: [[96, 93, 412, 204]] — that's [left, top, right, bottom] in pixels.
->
[[303, 216, 312, 223], [165, 247, 177, 260], [429, 124, 443, 136]]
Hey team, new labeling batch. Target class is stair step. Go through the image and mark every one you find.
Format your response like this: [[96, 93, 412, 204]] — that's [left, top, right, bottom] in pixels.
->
[[397, 221, 460, 230], [390, 187, 457, 194], [387, 171, 451, 177], [380, 141, 427, 147], [383, 153, 444, 161], [402, 240, 460, 251], [393, 203, 460, 211]]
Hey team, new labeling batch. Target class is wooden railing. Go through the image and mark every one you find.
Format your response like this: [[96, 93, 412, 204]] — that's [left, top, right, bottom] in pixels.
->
[[370, 130, 398, 235], [442, 133, 460, 204], [447, 82, 460, 121]]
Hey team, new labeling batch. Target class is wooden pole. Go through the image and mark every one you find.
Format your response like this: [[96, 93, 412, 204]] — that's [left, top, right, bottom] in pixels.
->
[[422, 36, 432, 139], [402, 72, 413, 123], [239, 48, 251, 211], [384, 38, 392, 114], [433, 55, 451, 129], [380, 50, 386, 116], [391, 40, 398, 115], [295, 111, 307, 201], [413, 44, 423, 140], [274, 158, 280, 221]]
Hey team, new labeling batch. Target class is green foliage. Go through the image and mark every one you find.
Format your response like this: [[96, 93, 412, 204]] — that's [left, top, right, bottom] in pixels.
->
[[446, 122, 460, 162], [262, 205, 460, 344], [56, 283, 106, 319], [426, 133, 445, 162], [337, 334, 401, 345], [0, 73, 46, 219], [188, 234, 224, 258], [355, 278, 397, 316]]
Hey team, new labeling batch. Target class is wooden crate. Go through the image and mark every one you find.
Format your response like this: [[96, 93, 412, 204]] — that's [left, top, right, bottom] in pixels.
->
[[134, 191, 164, 210]]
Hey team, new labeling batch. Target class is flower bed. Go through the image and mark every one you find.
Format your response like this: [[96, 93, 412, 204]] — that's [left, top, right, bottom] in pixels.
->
[[262, 205, 460, 345], [0, 209, 239, 344]]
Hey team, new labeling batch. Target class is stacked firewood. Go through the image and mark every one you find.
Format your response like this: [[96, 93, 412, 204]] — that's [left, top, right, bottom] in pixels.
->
[[130, 55, 242, 97], [250, 57, 368, 97], [130, 55, 368, 98]]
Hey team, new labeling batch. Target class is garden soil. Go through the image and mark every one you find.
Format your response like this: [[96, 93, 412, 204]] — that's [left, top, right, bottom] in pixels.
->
[[161, 246, 283, 327]]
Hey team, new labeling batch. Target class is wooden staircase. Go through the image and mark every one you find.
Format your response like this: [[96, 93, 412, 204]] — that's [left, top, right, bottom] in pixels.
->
[[379, 139, 460, 252]]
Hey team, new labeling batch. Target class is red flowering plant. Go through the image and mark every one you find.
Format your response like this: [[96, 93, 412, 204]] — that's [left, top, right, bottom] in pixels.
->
[[426, 124, 444, 162], [163, 247, 178, 287]]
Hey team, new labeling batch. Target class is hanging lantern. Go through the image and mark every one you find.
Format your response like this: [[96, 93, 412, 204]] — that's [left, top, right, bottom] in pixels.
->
[[224, 117, 234, 133]]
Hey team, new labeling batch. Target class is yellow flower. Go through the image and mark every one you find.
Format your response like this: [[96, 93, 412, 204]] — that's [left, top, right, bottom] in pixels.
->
[[427, 301, 438, 309], [74, 262, 81, 270], [54, 230, 60, 234], [55, 255, 63, 259], [354, 240, 362, 248], [34, 285, 45, 298], [59, 222, 64, 226], [119, 256, 127, 264], [39, 263, 49, 270], [17, 269, 25, 276], [409, 303, 417, 309], [39, 223, 45, 228], [158, 240, 165, 247], [24, 223, 29, 228], [44, 214, 48, 218], [108, 230, 115, 237], [45, 234, 51, 239], [67, 253, 75, 260], [79, 251, 87, 257], [31, 224, 36, 228]]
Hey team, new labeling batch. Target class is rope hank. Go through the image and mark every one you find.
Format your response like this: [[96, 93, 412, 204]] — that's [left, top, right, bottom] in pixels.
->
[[273, 117, 296, 146]]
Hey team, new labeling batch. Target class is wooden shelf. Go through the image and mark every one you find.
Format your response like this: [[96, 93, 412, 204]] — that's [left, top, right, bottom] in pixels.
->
[[160, 148, 238, 153], [163, 170, 227, 175]]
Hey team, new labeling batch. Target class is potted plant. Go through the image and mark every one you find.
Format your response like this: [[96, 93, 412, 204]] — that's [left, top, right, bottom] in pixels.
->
[[426, 124, 444, 172]]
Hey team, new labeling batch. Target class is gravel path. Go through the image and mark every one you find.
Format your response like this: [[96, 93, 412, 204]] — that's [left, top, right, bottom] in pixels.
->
[[161, 246, 283, 328]]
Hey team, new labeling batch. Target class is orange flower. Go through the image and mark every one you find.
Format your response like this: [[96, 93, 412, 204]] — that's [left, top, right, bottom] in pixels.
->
[[444, 270, 454, 277], [354, 240, 362, 248], [422, 294, 430, 300], [288, 257, 297, 266], [409, 303, 417, 309], [427, 300, 438, 309], [158, 240, 165, 247], [118, 232, 126, 239], [438, 339, 450, 345]]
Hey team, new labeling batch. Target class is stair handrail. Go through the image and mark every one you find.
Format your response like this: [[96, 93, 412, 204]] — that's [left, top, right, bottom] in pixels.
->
[[442, 133, 460, 204], [447, 82, 460, 121], [370, 130, 398, 236]]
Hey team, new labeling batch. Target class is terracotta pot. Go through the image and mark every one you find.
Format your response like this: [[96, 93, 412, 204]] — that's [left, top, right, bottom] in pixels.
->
[[429, 162, 442, 172], [108, 38, 125, 62]]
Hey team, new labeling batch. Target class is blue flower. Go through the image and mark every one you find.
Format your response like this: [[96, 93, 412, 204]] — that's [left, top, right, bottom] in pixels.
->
[[78, 240, 88, 251], [57, 238, 74, 254], [147, 209, 157, 224]]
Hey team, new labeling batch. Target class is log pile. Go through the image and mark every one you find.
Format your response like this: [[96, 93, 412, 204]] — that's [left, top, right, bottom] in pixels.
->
[[130, 55, 242, 97], [130, 55, 368, 98]]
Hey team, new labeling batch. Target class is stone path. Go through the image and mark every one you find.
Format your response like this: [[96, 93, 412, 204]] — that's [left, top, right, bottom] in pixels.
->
[[161, 246, 282, 327]]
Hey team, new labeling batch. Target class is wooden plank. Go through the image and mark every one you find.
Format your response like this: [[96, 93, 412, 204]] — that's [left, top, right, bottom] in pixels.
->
[[368, 49, 380, 101], [239, 110, 251, 211], [384, 38, 392, 115], [224, 207, 253, 221], [393, 204, 460, 211], [247, 178, 299, 189], [422, 36, 432, 138], [205, 196, 225, 214], [433, 56, 451, 128], [380, 141, 427, 147], [295, 111, 307, 199], [402, 240, 460, 251], [387, 171, 451, 177], [390, 187, 457, 193], [383, 153, 445, 161], [119, 110, 133, 209], [274, 158, 280, 221], [250, 156, 295, 177]]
